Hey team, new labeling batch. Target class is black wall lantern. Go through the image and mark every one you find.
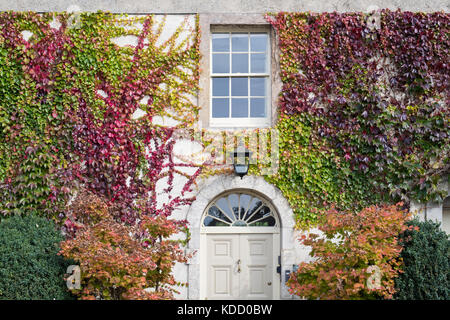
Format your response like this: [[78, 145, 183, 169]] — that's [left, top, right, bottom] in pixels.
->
[[232, 147, 252, 179]]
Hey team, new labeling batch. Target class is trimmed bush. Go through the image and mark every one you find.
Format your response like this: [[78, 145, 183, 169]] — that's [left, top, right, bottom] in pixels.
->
[[0, 214, 74, 300], [394, 219, 450, 300]]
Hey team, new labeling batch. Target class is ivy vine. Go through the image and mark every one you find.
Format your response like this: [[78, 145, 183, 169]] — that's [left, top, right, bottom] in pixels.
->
[[0, 12, 201, 222], [266, 10, 449, 227], [0, 10, 448, 230]]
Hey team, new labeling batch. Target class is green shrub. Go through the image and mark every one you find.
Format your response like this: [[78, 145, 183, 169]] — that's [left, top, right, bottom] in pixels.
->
[[0, 214, 75, 300], [394, 219, 450, 300]]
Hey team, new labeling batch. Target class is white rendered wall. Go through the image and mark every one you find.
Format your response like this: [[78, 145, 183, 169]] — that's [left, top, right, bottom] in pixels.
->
[[410, 177, 449, 232]]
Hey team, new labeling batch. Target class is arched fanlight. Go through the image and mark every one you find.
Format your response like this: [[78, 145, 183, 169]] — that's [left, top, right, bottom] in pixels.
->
[[203, 191, 277, 227]]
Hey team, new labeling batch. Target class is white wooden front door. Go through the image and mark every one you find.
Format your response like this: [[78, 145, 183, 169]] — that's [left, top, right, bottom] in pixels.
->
[[206, 233, 277, 300]]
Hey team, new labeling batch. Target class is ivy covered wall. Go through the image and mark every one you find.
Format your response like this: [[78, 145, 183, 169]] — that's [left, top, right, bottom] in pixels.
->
[[0, 10, 448, 230], [0, 12, 201, 223], [264, 10, 449, 227]]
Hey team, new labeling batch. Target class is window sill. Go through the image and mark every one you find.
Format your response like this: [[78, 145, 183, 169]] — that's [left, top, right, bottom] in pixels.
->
[[208, 119, 271, 130]]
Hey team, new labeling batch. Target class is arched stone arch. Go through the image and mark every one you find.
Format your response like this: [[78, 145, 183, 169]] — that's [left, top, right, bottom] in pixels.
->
[[184, 174, 296, 299]]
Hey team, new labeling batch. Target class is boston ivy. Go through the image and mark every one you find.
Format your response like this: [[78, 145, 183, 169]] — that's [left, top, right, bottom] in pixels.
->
[[0, 12, 201, 223], [265, 10, 449, 226], [0, 10, 448, 231]]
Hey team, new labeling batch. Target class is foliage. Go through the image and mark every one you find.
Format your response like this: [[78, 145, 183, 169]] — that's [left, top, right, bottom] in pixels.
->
[[60, 191, 190, 300], [0, 11, 201, 300], [1, 9, 447, 230], [0, 12, 201, 222], [0, 12, 75, 218], [0, 214, 74, 300], [266, 10, 449, 226], [394, 218, 450, 300], [69, 14, 201, 224], [287, 204, 414, 300], [265, 114, 387, 227]]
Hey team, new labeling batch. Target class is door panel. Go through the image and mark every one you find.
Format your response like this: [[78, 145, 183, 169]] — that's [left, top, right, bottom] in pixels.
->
[[213, 267, 231, 294], [241, 234, 273, 299], [205, 233, 275, 300], [206, 235, 240, 299]]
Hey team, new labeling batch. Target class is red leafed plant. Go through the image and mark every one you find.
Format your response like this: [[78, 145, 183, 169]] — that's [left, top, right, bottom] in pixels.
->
[[69, 15, 202, 225], [57, 15, 202, 300], [60, 190, 191, 300], [287, 203, 416, 300]]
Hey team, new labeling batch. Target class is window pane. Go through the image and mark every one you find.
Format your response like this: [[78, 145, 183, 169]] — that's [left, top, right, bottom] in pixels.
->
[[203, 216, 229, 226], [216, 197, 234, 221], [251, 53, 266, 73], [250, 77, 265, 96], [239, 194, 252, 219], [213, 54, 230, 73], [212, 33, 229, 52], [231, 33, 248, 52], [232, 53, 248, 73], [247, 206, 272, 223], [212, 77, 229, 96], [250, 33, 267, 52], [231, 98, 248, 118], [212, 98, 229, 118], [250, 98, 266, 118], [208, 206, 231, 222], [231, 77, 248, 96], [228, 194, 239, 220], [244, 198, 264, 220], [205, 205, 232, 225], [249, 216, 275, 226]]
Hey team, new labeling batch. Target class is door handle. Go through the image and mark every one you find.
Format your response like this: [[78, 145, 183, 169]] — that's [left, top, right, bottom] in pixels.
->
[[267, 282, 272, 286], [236, 259, 241, 273]]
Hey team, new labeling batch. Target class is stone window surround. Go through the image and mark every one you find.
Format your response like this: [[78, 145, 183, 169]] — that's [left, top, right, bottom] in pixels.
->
[[198, 13, 282, 129], [184, 174, 297, 300]]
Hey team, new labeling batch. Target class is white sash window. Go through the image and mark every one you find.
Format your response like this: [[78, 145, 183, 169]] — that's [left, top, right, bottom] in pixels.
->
[[210, 29, 271, 128]]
